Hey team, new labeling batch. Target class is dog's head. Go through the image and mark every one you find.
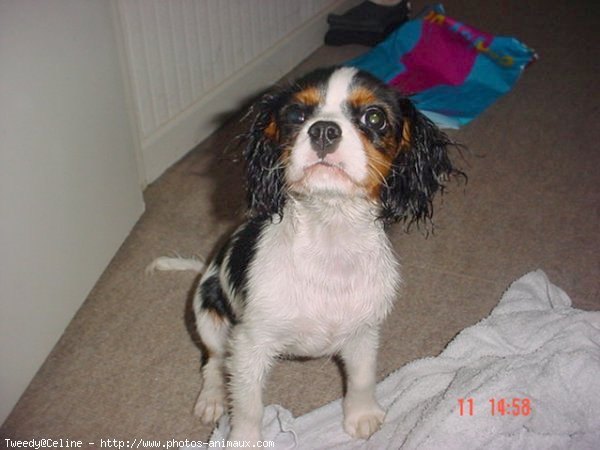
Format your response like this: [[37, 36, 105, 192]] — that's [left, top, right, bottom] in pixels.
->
[[244, 66, 461, 225]]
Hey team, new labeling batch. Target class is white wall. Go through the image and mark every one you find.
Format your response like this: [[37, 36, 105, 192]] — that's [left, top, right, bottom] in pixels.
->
[[0, 0, 145, 423]]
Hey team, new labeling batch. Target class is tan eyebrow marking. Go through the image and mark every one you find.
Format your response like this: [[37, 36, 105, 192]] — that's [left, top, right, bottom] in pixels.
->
[[348, 86, 378, 108], [293, 87, 321, 106]]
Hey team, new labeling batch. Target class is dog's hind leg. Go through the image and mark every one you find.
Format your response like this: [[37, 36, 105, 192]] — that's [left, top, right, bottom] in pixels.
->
[[194, 310, 229, 424], [192, 272, 233, 424]]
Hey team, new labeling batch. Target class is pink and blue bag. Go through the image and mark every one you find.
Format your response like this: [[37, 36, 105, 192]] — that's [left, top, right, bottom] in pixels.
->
[[347, 4, 537, 128]]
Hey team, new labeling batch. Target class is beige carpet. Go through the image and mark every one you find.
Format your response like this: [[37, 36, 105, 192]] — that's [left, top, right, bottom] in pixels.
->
[[2, 0, 599, 444]]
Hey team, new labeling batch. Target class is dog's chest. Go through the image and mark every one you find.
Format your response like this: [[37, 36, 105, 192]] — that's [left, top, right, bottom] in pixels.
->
[[250, 205, 399, 355]]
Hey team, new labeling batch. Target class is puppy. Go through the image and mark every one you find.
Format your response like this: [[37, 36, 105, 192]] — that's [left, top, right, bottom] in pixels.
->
[[153, 66, 460, 442]]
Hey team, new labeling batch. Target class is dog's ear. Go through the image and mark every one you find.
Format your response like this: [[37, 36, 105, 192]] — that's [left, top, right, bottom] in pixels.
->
[[379, 97, 462, 227], [243, 91, 286, 219]]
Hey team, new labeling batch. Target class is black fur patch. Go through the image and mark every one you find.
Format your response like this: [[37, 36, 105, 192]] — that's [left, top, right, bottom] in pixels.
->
[[200, 275, 237, 324], [227, 218, 265, 298]]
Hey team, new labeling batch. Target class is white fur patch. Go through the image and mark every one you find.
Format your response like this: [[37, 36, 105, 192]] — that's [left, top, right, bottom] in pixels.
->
[[322, 66, 358, 113], [243, 197, 400, 357]]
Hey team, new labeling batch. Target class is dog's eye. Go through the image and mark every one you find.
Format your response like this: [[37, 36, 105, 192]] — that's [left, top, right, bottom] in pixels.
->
[[284, 105, 306, 125], [362, 107, 387, 131]]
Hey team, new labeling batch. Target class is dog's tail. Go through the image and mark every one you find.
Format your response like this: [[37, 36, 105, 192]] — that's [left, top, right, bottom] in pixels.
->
[[146, 256, 206, 274]]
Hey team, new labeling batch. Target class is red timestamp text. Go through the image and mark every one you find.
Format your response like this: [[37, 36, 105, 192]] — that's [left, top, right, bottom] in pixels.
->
[[458, 397, 532, 417]]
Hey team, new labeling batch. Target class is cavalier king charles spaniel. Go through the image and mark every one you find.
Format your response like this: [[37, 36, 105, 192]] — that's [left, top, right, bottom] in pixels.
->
[[151, 66, 461, 442]]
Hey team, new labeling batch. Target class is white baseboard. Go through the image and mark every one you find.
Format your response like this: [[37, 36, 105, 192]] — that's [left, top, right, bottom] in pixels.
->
[[140, 0, 359, 184]]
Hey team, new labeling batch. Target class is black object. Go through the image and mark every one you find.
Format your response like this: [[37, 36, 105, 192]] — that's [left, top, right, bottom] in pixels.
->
[[325, 1, 411, 47]]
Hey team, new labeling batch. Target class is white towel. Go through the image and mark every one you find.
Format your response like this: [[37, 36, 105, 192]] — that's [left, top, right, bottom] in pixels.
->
[[201, 270, 600, 449]]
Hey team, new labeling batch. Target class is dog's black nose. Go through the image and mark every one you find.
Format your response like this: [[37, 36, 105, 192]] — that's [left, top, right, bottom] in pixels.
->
[[308, 121, 342, 157]]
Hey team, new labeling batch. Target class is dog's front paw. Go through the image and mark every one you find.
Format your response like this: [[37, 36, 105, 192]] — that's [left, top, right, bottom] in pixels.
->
[[343, 402, 385, 439], [194, 387, 225, 424]]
